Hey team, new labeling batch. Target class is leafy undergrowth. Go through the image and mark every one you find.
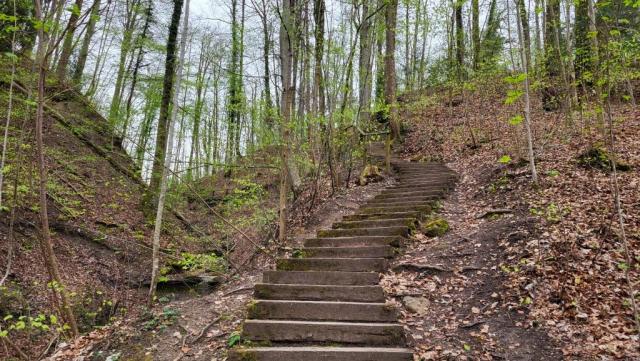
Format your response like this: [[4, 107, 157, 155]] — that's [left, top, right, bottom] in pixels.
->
[[395, 78, 639, 359], [0, 64, 281, 358]]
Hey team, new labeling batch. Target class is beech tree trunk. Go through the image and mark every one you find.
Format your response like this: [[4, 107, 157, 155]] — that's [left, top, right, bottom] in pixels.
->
[[144, 0, 184, 214], [33, 0, 79, 338]]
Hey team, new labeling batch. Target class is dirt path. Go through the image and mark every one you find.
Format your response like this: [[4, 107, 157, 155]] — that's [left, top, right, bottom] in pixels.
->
[[383, 164, 562, 360]]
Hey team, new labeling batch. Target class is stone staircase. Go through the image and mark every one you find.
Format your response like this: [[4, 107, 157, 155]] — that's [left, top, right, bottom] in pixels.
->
[[228, 159, 457, 361]]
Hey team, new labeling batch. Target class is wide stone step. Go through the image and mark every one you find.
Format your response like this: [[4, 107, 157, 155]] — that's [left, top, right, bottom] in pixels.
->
[[304, 236, 402, 247], [375, 190, 443, 199], [397, 176, 456, 183], [241, 320, 406, 345], [277, 258, 387, 272], [358, 204, 432, 214], [383, 184, 451, 194], [300, 246, 394, 258], [254, 284, 385, 302], [342, 212, 422, 222], [262, 271, 379, 285], [317, 226, 409, 238], [228, 347, 413, 361], [392, 180, 454, 188], [248, 300, 397, 322], [332, 218, 417, 229], [365, 199, 437, 207]]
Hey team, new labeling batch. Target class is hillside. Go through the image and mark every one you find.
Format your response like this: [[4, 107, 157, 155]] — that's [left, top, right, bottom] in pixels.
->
[[0, 64, 283, 358]]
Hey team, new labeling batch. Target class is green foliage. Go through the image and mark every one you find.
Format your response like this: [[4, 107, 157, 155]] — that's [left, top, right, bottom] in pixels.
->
[[422, 217, 449, 237], [577, 144, 631, 172], [228, 331, 242, 347], [498, 155, 512, 164], [171, 252, 226, 274], [508, 115, 524, 125], [142, 307, 180, 331], [529, 203, 571, 223]]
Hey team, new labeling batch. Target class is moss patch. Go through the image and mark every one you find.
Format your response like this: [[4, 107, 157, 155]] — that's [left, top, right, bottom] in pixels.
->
[[422, 217, 449, 237], [577, 144, 631, 172]]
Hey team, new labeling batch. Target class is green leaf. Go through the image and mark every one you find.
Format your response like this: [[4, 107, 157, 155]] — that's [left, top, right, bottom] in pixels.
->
[[618, 262, 629, 271], [463, 343, 471, 351], [505, 89, 523, 105], [50, 315, 58, 325], [3, 315, 13, 321], [228, 332, 241, 347], [509, 115, 524, 125], [498, 155, 512, 164]]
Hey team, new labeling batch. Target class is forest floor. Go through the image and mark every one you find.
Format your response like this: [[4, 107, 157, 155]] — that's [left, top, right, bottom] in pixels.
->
[[44, 174, 396, 360], [388, 82, 639, 359]]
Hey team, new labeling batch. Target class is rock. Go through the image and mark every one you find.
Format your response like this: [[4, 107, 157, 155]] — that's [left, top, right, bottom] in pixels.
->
[[403, 296, 430, 315], [422, 217, 449, 237]]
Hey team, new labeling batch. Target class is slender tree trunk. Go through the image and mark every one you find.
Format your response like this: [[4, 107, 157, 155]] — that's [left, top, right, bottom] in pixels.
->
[[516, 0, 532, 71], [123, 1, 153, 144], [149, 0, 187, 304], [0, 1, 18, 211], [454, 0, 465, 80], [471, 0, 480, 69], [515, 0, 538, 183], [73, 0, 101, 83], [33, 0, 79, 338], [143, 0, 184, 213], [385, 0, 400, 140], [56, 0, 84, 82], [358, 1, 373, 124], [108, 0, 139, 128]]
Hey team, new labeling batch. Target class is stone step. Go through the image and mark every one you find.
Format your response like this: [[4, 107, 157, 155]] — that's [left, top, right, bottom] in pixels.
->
[[375, 190, 443, 199], [247, 300, 397, 322], [317, 226, 409, 238], [397, 173, 456, 182], [366, 199, 437, 207], [387, 183, 450, 191], [254, 283, 385, 302], [228, 347, 413, 361], [342, 212, 422, 222], [300, 246, 394, 258], [358, 204, 432, 214], [393, 179, 454, 188], [332, 218, 417, 229], [241, 320, 406, 346], [304, 236, 402, 247], [277, 258, 387, 272], [262, 271, 379, 285]]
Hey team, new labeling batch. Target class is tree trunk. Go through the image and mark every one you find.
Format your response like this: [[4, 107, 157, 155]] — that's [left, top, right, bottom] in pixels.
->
[[471, 0, 480, 69], [56, 0, 84, 82], [108, 0, 139, 128], [454, 0, 465, 80], [385, 0, 400, 140], [515, 0, 532, 72], [279, 0, 295, 242], [143, 0, 184, 214], [515, 0, 539, 184], [33, 0, 79, 338], [73, 0, 101, 84], [358, 1, 373, 124], [149, 0, 188, 305]]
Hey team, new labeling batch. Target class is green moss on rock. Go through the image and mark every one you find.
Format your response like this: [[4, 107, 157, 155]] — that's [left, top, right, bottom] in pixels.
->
[[422, 217, 449, 237]]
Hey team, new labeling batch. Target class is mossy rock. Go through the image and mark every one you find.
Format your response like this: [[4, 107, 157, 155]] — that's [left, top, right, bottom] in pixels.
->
[[577, 145, 631, 172], [422, 217, 449, 237]]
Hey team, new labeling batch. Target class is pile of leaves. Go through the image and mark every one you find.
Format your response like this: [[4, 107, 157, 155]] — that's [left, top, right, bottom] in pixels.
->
[[397, 79, 639, 359]]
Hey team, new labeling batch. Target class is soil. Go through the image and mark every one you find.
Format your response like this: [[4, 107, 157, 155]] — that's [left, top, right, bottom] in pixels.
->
[[382, 160, 562, 360]]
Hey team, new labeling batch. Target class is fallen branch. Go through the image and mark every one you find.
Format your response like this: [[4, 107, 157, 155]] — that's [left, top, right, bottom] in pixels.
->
[[189, 315, 222, 344]]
